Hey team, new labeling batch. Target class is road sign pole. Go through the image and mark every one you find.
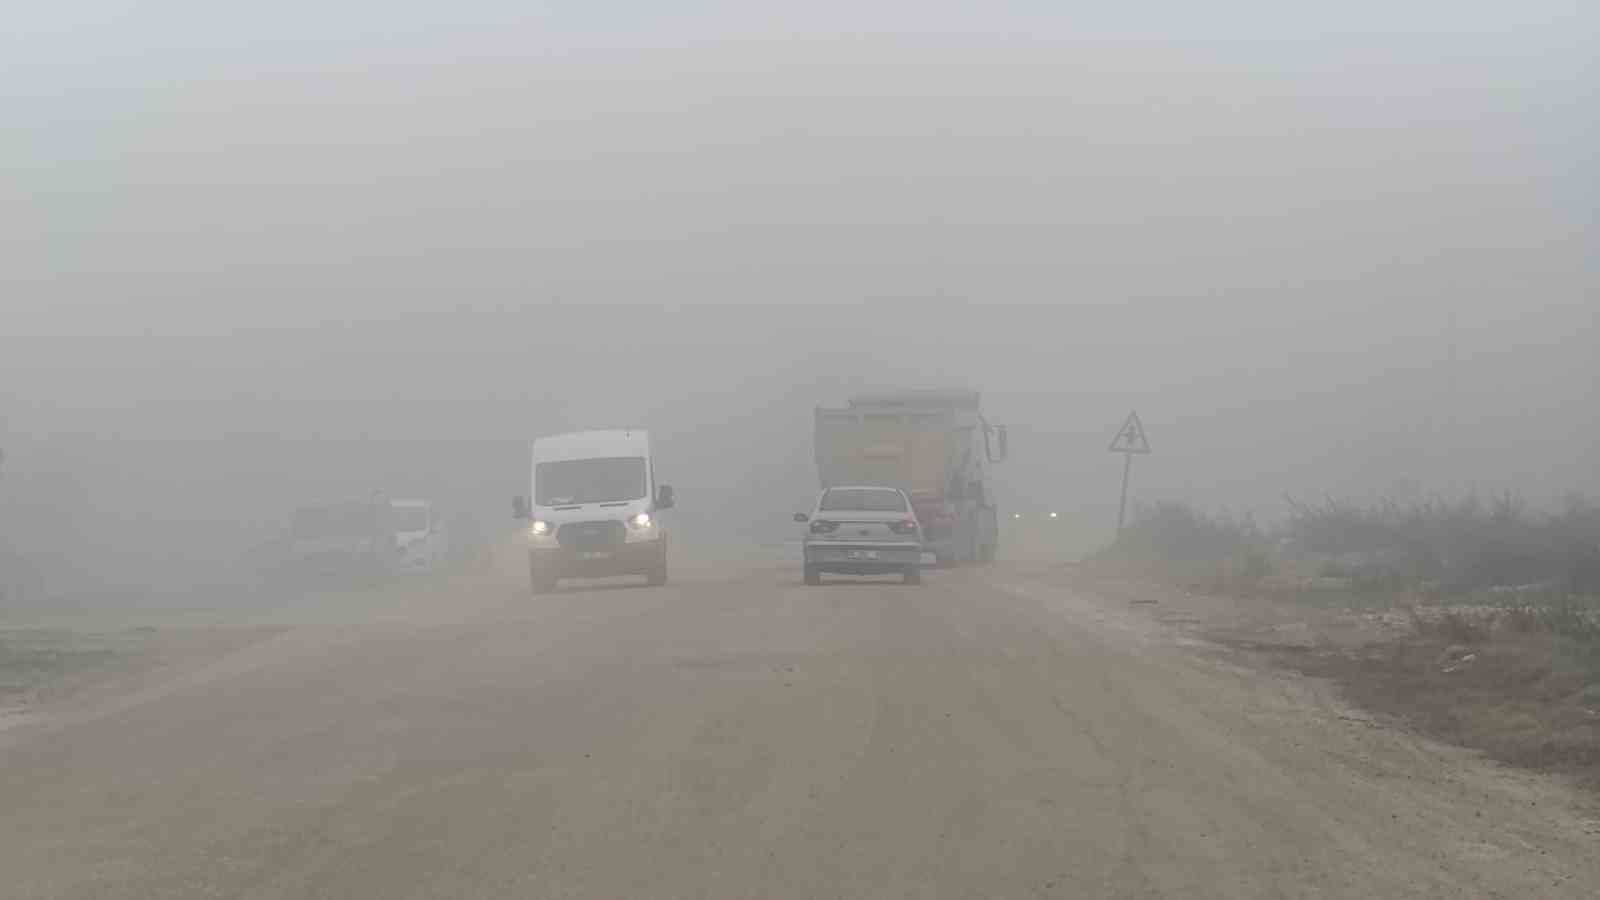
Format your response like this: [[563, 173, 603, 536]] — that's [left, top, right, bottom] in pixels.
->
[[1116, 450, 1133, 540], [1108, 410, 1150, 543]]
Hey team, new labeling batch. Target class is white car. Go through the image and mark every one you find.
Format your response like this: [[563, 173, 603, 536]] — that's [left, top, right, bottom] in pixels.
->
[[795, 486, 923, 586]]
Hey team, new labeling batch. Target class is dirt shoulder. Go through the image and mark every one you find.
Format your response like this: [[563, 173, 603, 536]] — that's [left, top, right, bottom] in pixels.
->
[[1054, 562, 1600, 790]]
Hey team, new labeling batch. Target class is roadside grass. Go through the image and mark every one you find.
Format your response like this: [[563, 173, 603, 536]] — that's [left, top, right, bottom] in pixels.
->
[[0, 630, 153, 704], [1283, 491, 1600, 596]]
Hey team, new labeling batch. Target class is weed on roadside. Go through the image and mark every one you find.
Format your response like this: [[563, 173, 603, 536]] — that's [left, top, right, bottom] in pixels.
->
[[0, 631, 141, 703]]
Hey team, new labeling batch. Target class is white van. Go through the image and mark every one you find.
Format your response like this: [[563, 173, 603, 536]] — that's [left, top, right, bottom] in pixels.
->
[[512, 430, 674, 592]]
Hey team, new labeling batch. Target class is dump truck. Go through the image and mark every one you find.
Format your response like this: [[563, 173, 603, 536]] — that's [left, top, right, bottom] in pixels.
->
[[814, 390, 1007, 565]]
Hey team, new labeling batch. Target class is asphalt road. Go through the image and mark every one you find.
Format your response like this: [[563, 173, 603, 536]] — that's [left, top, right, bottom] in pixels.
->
[[2, 557, 1596, 899]]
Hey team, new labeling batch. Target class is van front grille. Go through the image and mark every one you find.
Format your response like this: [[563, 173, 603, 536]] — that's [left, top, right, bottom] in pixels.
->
[[556, 520, 624, 550]]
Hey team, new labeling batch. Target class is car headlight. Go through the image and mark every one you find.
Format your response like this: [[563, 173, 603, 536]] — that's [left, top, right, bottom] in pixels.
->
[[627, 512, 652, 530], [530, 520, 552, 536]]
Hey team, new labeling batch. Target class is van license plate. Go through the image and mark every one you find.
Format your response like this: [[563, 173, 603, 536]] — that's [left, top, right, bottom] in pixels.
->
[[847, 550, 879, 560], [579, 551, 611, 560]]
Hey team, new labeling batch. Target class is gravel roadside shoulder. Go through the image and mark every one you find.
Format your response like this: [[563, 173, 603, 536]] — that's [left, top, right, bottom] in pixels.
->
[[1053, 563, 1600, 792]]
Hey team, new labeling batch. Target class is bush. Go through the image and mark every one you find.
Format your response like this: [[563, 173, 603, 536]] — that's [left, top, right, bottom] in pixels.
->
[[1110, 500, 1259, 560], [1284, 491, 1600, 594], [1097, 491, 1599, 610], [1099, 501, 1273, 589]]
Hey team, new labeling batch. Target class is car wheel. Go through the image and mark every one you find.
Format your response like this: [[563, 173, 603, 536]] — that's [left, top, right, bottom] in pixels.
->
[[804, 565, 822, 586], [903, 566, 922, 585]]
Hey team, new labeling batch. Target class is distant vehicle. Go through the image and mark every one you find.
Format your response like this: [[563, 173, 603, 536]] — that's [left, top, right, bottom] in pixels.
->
[[288, 499, 384, 573], [795, 486, 924, 586], [383, 498, 447, 574], [284, 495, 448, 577], [814, 390, 1007, 565], [512, 430, 674, 593]]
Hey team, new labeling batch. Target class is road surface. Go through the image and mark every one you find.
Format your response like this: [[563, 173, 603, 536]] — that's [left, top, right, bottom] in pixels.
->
[[2, 558, 1596, 898]]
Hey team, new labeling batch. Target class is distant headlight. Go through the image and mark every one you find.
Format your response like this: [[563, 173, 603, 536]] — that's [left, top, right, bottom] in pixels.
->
[[627, 512, 652, 530], [530, 520, 552, 536]]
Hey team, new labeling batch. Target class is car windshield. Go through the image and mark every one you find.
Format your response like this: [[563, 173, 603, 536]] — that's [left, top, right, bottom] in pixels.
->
[[536, 457, 647, 505], [386, 506, 428, 533], [820, 488, 907, 512]]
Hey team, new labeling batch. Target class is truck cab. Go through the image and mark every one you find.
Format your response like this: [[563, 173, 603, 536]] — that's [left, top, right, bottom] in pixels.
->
[[512, 430, 674, 593]]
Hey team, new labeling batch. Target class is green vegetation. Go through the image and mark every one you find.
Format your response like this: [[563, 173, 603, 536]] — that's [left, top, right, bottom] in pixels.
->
[[1284, 492, 1600, 595], [1101, 492, 1600, 641], [0, 631, 138, 702]]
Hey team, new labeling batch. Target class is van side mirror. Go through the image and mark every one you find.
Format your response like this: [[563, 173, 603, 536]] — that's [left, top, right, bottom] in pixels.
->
[[997, 425, 1009, 460], [512, 496, 529, 519], [656, 485, 675, 509], [793, 512, 809, 523]]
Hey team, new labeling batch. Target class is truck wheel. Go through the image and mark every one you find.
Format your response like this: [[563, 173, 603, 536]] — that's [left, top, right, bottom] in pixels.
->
[[804, 565, 822, 586], [903, 567, 922, 585], [979, 544, 996, 564]]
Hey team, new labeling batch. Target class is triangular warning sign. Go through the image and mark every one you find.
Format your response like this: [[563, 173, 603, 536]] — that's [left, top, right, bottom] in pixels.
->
[[1108, 411, 1151, 454]]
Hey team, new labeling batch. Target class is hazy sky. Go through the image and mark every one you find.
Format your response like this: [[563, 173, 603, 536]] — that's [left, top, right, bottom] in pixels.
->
[[4, 2, 1597, 586]]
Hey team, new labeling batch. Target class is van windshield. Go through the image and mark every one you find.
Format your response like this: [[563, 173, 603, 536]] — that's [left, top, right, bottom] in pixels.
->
[[536, 457, 647, 505]]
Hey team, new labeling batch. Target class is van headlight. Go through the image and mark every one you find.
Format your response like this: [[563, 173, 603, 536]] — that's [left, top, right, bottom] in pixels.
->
[[624, 512, 658, 543], [530, 520, 552, 536]]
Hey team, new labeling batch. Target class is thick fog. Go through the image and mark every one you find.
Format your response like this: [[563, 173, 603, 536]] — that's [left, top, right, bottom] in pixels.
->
[[4, 2, 1597, 594]]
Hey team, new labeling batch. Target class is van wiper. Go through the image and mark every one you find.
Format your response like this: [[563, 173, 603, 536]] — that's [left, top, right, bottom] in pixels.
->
[[598, 501, 630, 508]]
